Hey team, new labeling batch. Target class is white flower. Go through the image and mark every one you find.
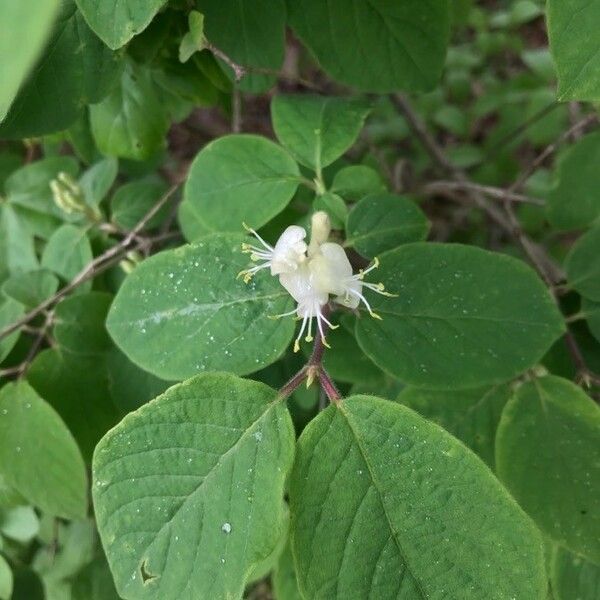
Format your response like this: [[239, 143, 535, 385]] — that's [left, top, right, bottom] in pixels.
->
[[238, 212, 394, 351], [238, 223, 307, 283]]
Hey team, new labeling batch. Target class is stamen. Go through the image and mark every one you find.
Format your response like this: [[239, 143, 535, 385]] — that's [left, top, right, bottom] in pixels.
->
[[294, 313, 309, 352], [267, 308, 297, 320], [348, 288, 382, 320], [315, 308, 331, 348], [305, 309, 314, 343], [242, 222, 273, 252], [362, 281, 398, 297]]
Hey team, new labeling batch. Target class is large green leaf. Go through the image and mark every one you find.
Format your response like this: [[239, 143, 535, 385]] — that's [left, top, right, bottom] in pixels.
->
[[496, 376, 600, 563], [397, 384, 511, 469], [90, 61, 169, 161], [287, 0, 450, 92], [565, 225, 600, 301], [93, 373, 295, 599], [271, 95, 370, 172], [547, 132, 600, 231], [0, 1, 121, 138], [106, 234, 295, 380], [111, 179, 168, 230], [196, 0, 286, 93], [0, 381, 87, 519], [183, 135, 301, 232], [551, 546, 600, 600], [75, 0, 167, 49], [345, 193, 430, 258], [0, 0, 60, 121], [290, 395, 546, 599], [355, 243, 564, 388], [547, 0, 600, 101]]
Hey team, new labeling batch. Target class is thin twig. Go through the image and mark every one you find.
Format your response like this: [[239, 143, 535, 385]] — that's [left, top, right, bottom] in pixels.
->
[[423, 181, 545, 206], [231, 85, 242, 133], [0, 184, 182, 343]]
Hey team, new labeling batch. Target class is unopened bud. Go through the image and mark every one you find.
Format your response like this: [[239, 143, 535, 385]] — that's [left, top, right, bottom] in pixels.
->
[[308, 211, 331, 257], [51, 172, 85, 214]]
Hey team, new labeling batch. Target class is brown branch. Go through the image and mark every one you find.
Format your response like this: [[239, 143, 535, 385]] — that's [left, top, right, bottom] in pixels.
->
[[0, 184, 182, 343], [423, 181, 545, 206]]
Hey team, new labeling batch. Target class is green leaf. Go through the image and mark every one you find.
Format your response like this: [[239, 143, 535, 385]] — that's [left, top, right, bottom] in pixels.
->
[[54, 292, 113, 355], [397, 384, 511, 469], [71, 556, 121, 600], [75, 0, 167, 49], [496, 376, 600, 563], [271, 95, 370, 172], [179, 11, 206, 63], [547, 132, 600, 231], [0, 297, 24, 363], [90, 61, 168, 161], [177, 199, 211, 243], [0, 0, 60, 121], [273, 543, 303, 600], [313, 192, 347, 230], [1, 270, 59, 309], [0, 204, 38, 285], [0, 474, 25, 510], [288, 0, 450, 92], [92, 372, 295, 599], [345, 193, 430, 258], [0, 1, 122, 138], [356, 243, 565, 388], [183, 135, 300, 232], [0, 506, 39, 543], [79, 157, 118, 208], [548, 0, 600, 101], [111, 179, 168, 230], [551, 546, 600, 600], [0, 381, 87, 519], [41, 224, 92, 284], [331, 165, 386, 201], [290, 395, 546, 599], [0, 553, 12, 600], [565, 225, 600, 301], [196, 0, 286, 93], [106, 233, 295, 380], [28, 349, 120, 462]]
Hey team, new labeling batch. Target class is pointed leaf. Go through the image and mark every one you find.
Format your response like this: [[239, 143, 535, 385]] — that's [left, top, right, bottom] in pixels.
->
[[92, 373, 295, 599], [290, 395, 546, 599]]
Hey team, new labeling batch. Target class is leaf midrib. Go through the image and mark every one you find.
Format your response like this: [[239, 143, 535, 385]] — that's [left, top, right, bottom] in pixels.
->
[[338, 403, 429, 600]]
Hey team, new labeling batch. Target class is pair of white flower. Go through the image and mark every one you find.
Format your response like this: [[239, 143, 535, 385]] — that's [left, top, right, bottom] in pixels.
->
[[239, 212, 393, 352]]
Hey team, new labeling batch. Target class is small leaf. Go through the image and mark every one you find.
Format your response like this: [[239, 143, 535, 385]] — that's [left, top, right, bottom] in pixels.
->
[[41, 224, 92, 283], [0, 297, 24, 363], [183, 135, 300, 232], [331, 165, 386, 201], [1, 270, 59, 309], [271, 95, 370, 171], [90, 61, 169, 161], [79, 157, 118, 208], [111, 179, 169, 230], [547, 132, 600, 230], [75, 0, 167, 49], [345, 193, 430, 257], [0, 506, 39, 544], [0, 381, 87, 519], [0, 553, 12, 600], [496, 376, 600, 563], [53, 292, 113, 355], [178, 11, 206, 63], [551, 545, 600, 600], [28, 348, 120, 462], [397, 384, 511, 469], [290, 395, 546, 599], [565, 225, 600, 301], [273, 543, 303, 600], [583, 298, 600, 342], [355, 243, 565, 388], [288, 0, 450, 92], [71, 556, 121, 600], [0, 204, 38, 285], [92, 372, 295, 599], [548, 0, 600, 101], [107, 233, 294, 380]]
